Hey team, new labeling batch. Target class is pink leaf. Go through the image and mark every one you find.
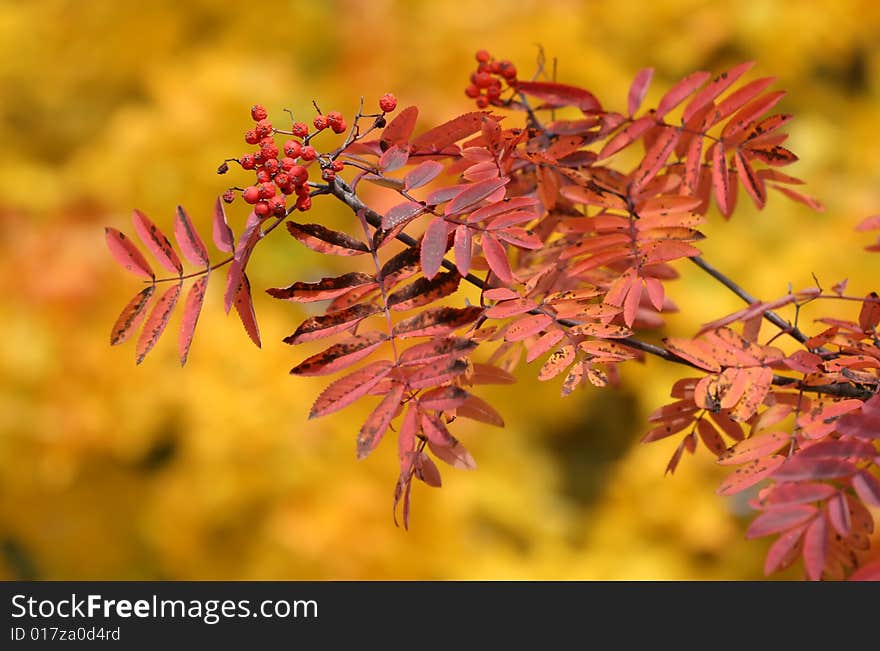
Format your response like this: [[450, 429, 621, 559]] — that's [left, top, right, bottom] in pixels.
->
[[174, 206, 210, 267], [454, 224, 472, 276], [682, 61, 754, 123], [212, 197, 235, 253], [445, 177, 509, 216], [309, 360, 394, 419], [764, 523, 808, 575], [105, 227, 154, 280], [404, 160, 444, 191], [132, 209, 182, 275], [110, 285, 156, 346], [852, 470, 880, 507], [357, 382, 406, 459], [378, 144, 410, 172], [233, 273, 261, 348], [383, 201, 425, 230], [716, 455, 785, 495], [802, 514, 827, 581], [135, 281, 182, 364], [178, 275, 209, 366], [711, 141, 731, 216], [481, 233, 513, 284], [655, 71, 711, 119], [746, 504, 817, 538], [420, 216, 449, 279], [628, 68, 654, 116]]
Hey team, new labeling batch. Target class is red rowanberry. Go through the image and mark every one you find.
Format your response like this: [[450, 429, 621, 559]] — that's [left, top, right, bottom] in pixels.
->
[[255, 119, 273, 138], [313, 115, 328, 131], [267, 195, 286, 216], [255, 168, 272, 184], [291, 122, 309, 138], [300, 146, 317, 161], [263, 158, 280, 174], [331, 120, 347, 134], [474, 72, 493, 88], [273, 172, 290, 188], [251, 104, 268, 121], [260, 141, 279, 160], [254, 201, 270, 217], [280, 157, 297, 171], [295, 196, 312, 212], [240, 153, 256, 170], [259, 182, 276, 199], [378, 93, 398, 113], [222, 189, 236, 204], [475, 49, 491, 63], [283, 140, 302, 158], [245, 129, 260, 145], [321, 169, 336, 182], [330, 160, 345, 172], [288, 165, 308, 184], [476, 96, 489, 108], [242, 186, 261, 204], [465, 84, 480, 98]]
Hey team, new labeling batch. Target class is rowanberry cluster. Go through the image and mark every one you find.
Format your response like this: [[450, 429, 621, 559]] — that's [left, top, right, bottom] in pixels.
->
[[222, 103, 349, 217], [464, 49, 517, 108]]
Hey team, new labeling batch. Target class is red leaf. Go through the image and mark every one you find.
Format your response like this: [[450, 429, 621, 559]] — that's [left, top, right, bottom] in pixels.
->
[[224, 212, 262, 313], [309, 360, 394, 419], [135, 281, 182, 364], [753, 481, 836, 508], [174, 206, 210, 267], [597, 115, 654, 160], [716, 455, 785, 495], [485, 297, 539, 319], [411, 111, 489, 151], [233, 273, 261, 348], [664, 337, 721, 372], [397, 337, 477, 367], [105, 227, 154, 280], [849, 559, 880, 581], [682, 134, 703, 196], [827, 491, 852, 536], [404, 160, 444, 191], [415, 452, 442, 487], [802, 514, 827, 581], [380, 105, 418, 148], [655, 71, 710, 119], [398, 404, 418, 461], [178, 276, 208, 366], [445, 177, 508, 216], [110, 285, 156, 346], [418, 386, 469, 412], [764, 523, 808, 575], [697, 419, 727, 456], [132, 209, 182, 275], [212, 197, 234, 253], [387, 271, 461, 312], [378, 144, 409, 172], [266, 272, 377, 303], [746, 504, 818, 538], [515, 80, 601, 112], [711, 77, 777, 126], [456, 394, 504, 427], [538, 345, 576, 381], [481, 233, 513, 284], [454, 224, 472, 276], [407, 358, 469, 389], [631, 127, 680, 193], [682, 61, 754, 124], [771, 185, 824, 211], [357, 382, 406, 459], [420, 216, 450, 279], [797, 439, 876, 461], [721, 91, 786, 141], [393, 306, 483, 338], [852, 470, 880, 507], [628, 67, 654, 116], [711, 141, 731, 216], [504, 313, 553, 342], [382, 201, 425, 230], [734, 149, 766, 208], [286, 222, 369, 256], [858, 292, 880, 331], [290, 331, 388, 376], [773, 457, 859, 482], [284, 303, 380, 344]]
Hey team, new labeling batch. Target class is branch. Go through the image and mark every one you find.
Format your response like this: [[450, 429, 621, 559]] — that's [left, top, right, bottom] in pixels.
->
[[326, 177, 875, 402]]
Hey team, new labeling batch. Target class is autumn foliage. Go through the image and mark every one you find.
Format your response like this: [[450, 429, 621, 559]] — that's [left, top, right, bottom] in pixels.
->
[[106, 50, 880, 581]]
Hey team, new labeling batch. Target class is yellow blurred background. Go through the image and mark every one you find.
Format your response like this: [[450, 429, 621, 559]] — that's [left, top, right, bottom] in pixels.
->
[[1, 0, 879, 580]]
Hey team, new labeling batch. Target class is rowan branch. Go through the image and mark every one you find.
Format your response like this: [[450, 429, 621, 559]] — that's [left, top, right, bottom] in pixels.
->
[[326, 178, 876, 402]]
